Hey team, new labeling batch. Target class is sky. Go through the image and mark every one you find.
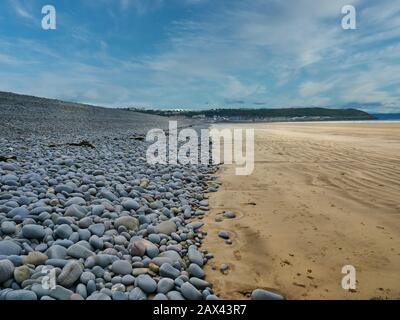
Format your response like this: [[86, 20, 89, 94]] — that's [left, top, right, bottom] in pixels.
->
[[0, 0, 400, 112]]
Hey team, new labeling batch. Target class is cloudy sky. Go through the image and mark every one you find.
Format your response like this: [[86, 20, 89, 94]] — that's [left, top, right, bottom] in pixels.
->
[[0, 0, 400, 112]]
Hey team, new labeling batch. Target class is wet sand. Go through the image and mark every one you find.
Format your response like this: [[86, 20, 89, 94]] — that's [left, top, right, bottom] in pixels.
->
[[203, 122, 400, 300]]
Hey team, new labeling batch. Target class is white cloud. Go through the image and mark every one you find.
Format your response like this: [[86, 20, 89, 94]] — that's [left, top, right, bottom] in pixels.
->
[[299, 81, 335, 97], [8, 0, 36, 22], [2, 0, 400, 111]]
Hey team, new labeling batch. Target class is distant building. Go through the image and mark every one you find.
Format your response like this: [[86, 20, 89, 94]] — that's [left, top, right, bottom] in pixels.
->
[[192, 114, 206, 119]]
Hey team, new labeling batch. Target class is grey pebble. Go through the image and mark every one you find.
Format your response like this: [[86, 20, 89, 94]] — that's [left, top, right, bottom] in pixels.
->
[[251, 289, 285, 300]]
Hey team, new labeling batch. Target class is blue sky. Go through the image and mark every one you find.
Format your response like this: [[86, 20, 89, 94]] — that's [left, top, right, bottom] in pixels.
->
[[1, 0, 400, 112]]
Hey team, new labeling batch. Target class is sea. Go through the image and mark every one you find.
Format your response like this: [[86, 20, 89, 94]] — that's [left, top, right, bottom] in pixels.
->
[[371, 113, 400, 120]]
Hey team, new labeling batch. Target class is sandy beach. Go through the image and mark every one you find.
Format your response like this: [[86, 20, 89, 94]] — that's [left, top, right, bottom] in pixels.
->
[[203, 122, 400, 300]]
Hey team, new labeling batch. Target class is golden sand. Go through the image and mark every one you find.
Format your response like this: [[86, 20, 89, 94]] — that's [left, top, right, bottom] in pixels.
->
[[203, 122, 400, 300]]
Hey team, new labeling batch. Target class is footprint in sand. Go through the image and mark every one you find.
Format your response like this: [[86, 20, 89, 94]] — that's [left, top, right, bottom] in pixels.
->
[[234, 250, 242, 261]]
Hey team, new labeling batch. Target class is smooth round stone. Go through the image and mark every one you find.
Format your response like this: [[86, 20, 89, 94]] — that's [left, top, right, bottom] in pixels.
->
[[153, 293, 168, 300], [89, 235, 104, 250], [121, 275, 135, 286], [1, 221, 16, 234], [22, 242, 34, 253], [206, 295, 219, 300], [54, 224, 73, 239], [70, 232, 80, 243], [189, 277, 210, 290], [174, 276, 186, 287], [80, 271, 95, 285], [91, 205, 105, 216], [65, 205, 87, 219], [111, 276, 122, 284], [0, 259, 14, 283], [148, 234, 161, 244], [53, 239, 74, 248], [78, 217, 93, 229], [76, 283, 87, 299], [22, 224, 45, 239], [85, 254, 115, 268], [92, 266, 105, 278], [220, 264, 229, 273], [46, 245, 67, 260], [78, 229, 91, 241], [100, 288, 113, 297], [34, 243, 48, 252], [87, 293, 111, 300], [114, 235, 127, 245], [121, 200, 140, 211], [89, 224, 105, 237], [87, 280, 96, 295], [188, 246, 203, 266], [159, 263, 180, 279], [136, 274, 157, 293], [128, 287, 146, 300], [104, 271, 113, 282], [38, 212, 51, 222], [65, 197, 86, 207], [186, 221, 204, 230], [223, 211, 236, 219], [157, 277, 175, 294], [13, 265, 31, 284], [100, 190, 118, 202], [17, 196, 31, 206], [47, 285, 74, 300], [6, 255, 23, 267], [129, 241, 146, 256], [188, 263, 205, 279], [171, 233, 181, 242], [218, 230, 230, 239], [251, 289, 284, 300], [30, 206, 52, 215], [114, 216, 139, 231], [149, 262, 159, 273], [55, 217, 74, 226], [131, 256, 142, 263], [112, 291, 128, 300], [7, 207, 29, 219], [146, 245, 159, 259], [6, 290, 37, 300], [3, 180, 18, 187], [1, 163, 18, 171], [54, 184, 74, 194], [112, 260, 132, 275], [45, 259, 68, 268], [111, 283, 125, 292], [58, 261, 83, 288], [181, 282, 202, 300], [166, 291, 185, 300], [23, 251, 48, 265], [154, 220, 177, 235], [67, 243, 94, 259], [158, 250, 182, 265], [70, 293, 84, 301]]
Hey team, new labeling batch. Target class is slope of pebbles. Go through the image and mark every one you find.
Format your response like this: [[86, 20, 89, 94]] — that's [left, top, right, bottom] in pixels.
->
[[0, 93, 221, 300]]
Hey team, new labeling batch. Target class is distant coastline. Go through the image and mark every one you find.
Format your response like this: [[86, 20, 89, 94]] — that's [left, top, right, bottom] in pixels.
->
[[125, 107, 375, 122]]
